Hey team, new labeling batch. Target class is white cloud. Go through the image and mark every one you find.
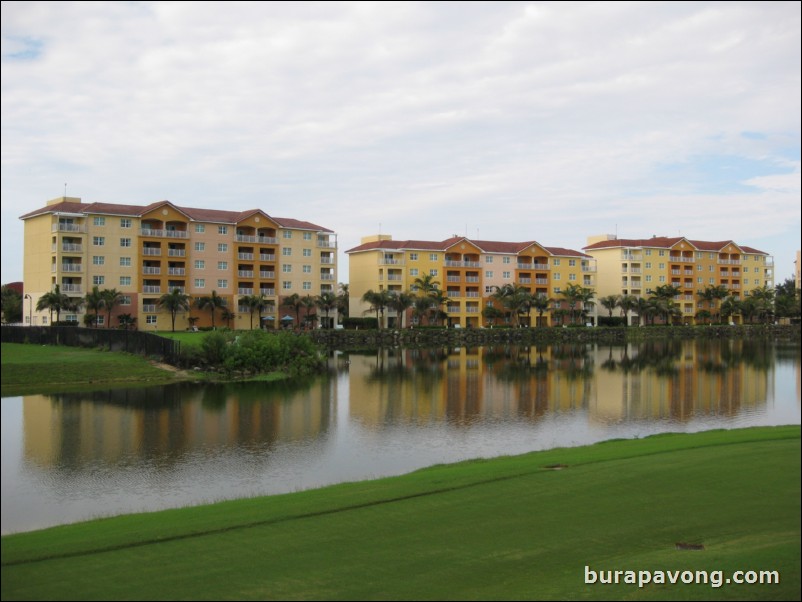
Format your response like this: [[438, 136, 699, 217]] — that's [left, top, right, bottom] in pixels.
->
[[2, 1, 800, 283]]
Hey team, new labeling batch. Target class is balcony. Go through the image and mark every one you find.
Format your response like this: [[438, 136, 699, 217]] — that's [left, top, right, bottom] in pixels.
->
[[582, 266, 597, 272], [519, 277, 532, 284], [535, 278, 549, 285], [621, 254, 642, 261], [143, 285, 161, 294], [465, 277, 480, 283], [320, 257, 335, 264], [317, 239, 336, 248], [61, 244, 83, 253], [142, 247, 162, 256], [60, 284, 82, 293], [168, 267, 186, 276], [447, 276, 461, 283], [139, 228, 189, 239], [238, 270, 255, 278], [60, 264, 83, 273], [52, 223, 87, 233], [260, 288, 276, 297], [447, 291, 460, 298], [379, 258, 403, 265], [445, 260, 481, 268], [718, 258, 741, 265], [669, 256, 695, 263], [143, 267, 161, 275], [237, 253, 254, 260], [236, 234, 279, 244], [259, 254, 276, 262], [321, 274, 335, 281], [167, 249, 186, 257], [533, 263, 550, 270], [238, 288, 254, 295], [259, 271, 275, 279], [143, 304, 157, 313]]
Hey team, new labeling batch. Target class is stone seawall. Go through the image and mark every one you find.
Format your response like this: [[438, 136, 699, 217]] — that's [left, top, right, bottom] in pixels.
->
[[309, 324, 800, 349]]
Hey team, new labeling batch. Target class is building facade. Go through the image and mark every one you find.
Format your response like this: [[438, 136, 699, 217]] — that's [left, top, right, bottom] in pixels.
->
[[583, 235, 774, 325], [20, 197, 337, 330], [347, 234, 596, 328]]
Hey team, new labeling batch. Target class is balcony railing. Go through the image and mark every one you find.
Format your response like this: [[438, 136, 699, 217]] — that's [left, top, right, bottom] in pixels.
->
[[143, 267, 161, 275], [238, 270, 254, 278], [446, 260, 481, 268], [519, 277, 532, 284], [465, 277, 479, 283], [237, 253, 254, 260], [142, 248, 162, 256], [168, 268, 186, 276], [669, 256, 695, 263], [320, 257, 335, 264], [379, 258, 403, 265], [143, 285, 161, 294], [60, 284, 82, 293], [321, 274, 335, 281], [535, 278, 549, 285], [259, 254, 275, 262], [238, 288, 254, 295], [260, 288, 276, 297], [53, 223, 86, 233], [534, 263, 549, 270], [236, 234, 278, 244], [139, 228, 189, 239], [447, 291, 460, 297], [143, 304, 157, 313], [167, 249, 186, 257], [259, 271, 275, 279], [718, 259, 741, 265], [317, 239, 336, 248], [60, 264, 83, 272], [61, 244, 83, 253]]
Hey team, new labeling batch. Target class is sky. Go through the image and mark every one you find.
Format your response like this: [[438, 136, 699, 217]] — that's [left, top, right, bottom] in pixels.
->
[[2, 1, 800, 286]]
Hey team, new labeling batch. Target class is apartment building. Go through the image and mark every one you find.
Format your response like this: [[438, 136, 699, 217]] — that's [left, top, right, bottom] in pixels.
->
[[347, 234, 596, 328], [20, 197, 337, 330], [583, 235, 774, 325]]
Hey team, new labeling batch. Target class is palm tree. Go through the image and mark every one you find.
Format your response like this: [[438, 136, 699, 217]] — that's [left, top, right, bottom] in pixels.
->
[[84, 286, 104, 328], [117, 313, 137, 330], [562, 284, 595, 325], [618, 294, 639, 327], [720, 296, 741, 324], [301, 295, 317, 329], [101, 288, 124, 328], [316, 292, 338, 329], [749, 285, 775, 324], [158, 288, 191, 332], [361, 289, 392, 328], [282, 293, 303, 327], [387, 291, 414, 328], [492, 284, 532, 327], [413, 273, 440, 296], [427, 289, 449, 326], [221, 306, 236, 329], [599, 295, 620, 319], [197, 290, 225, 329], [531, 294, 551, 327], [697, 284, 728, 323], [336, 283, 349, 320], [36, 285, 71, 325]]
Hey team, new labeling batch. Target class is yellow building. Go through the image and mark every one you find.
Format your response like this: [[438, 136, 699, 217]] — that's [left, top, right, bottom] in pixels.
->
[[584, 235, 774, 325], [347, 235, 596, 328], [20, 197, 337, 329]]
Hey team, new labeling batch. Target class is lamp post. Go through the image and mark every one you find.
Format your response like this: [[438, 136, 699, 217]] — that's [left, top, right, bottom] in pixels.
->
[[24, 294, 32, 326]]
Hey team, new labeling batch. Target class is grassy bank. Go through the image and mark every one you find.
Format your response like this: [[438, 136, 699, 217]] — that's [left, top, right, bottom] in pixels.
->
[[0, 342, 182, 395], [2, 426, 799, 601]]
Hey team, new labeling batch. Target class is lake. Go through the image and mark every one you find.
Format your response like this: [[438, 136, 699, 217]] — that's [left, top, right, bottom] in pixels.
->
[[2, 339, 799, 535]]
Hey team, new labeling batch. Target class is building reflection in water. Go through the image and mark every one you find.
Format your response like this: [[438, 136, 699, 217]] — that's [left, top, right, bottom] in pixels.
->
[[347, 339, 777, 427], [22, 379, 334, 470]]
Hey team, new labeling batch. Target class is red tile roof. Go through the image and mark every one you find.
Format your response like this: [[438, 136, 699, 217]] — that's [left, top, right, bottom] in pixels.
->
[[346, 237, 588, 257], [583, 236, 768, 255]]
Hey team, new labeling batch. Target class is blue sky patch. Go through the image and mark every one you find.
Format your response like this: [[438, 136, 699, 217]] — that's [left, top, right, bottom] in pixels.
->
[[2, 36, 43, 61]]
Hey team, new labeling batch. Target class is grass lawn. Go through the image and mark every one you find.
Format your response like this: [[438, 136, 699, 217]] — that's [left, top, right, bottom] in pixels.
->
[[2, 426, 799, 601], [0, 342, 180, 395]]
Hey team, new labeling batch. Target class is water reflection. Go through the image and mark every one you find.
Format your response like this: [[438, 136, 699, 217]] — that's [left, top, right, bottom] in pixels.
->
[[2, 340, 798, 534]]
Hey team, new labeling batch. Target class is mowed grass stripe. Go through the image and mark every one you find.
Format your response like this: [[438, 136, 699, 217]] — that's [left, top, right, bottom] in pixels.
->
[[2, 426, 799, 601]]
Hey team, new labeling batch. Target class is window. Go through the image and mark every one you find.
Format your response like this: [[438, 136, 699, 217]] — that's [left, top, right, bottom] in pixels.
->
[[553, 259, 560, 266], [217, 279, 228, 289], [146, 315, 158, 325], [96, 316, 105, 326], [697, 264, 703, 271], [658, 275, 666, 282], [93, 275, 105, 285], [569, 273, 577, 281], [303, 265, 312, 273], [429, 254, 438, 261], [303, 248, 312, 257], [218, 225, 228, 235], [658, 250, 666, 256], [120, 276, 132, 286], [409, 253, 418, 261], [120, 257, 132, 267], [485, 286, 494, 294], [120, 218, 131, 228], [93, 217, 106, 226], [282, 264, 292, 273], [645, 275, 652, 282], [744, 278, 750, 285], [697, 277, 703, 283], [503, 256, 511, 264], [709, 278, 715, 284], [218, 261, 228, 270], [303, 282, 312, 290], [410, 268, 419, 276], [194, 278, 206, 288], [430, 269, 438, 276], [303, 232, 312, 240], [696, 252, 703, 258], [92, 256, 105, 265], [645, 262, 652, 269], [569, 259, 576, 267], [120, 238, 131, 247], [709, 253, 715, 260], [282, 247, 292, 256], [195, 224, 205, 233], [709, 265, 714, 272], [283, 231, 293, 239], [645, 249, 652, 256], [659, 263, 665, 270], [195, 260, 206, 269], [486, 271, 493, 278], [553, 287, 561, 295], [120, 295, 131, 305], [485, 256, 493, 263], [93, 236, 105, 246], [553, 273, 561, 280], [503, 271, 511, 279], [218, 243, 228, 252], [195, 242, 206, 251], [282, 281, 292, 290]]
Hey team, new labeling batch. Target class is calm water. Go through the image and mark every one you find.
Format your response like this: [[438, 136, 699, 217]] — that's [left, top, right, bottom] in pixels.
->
[[2, 340, 799, 535]]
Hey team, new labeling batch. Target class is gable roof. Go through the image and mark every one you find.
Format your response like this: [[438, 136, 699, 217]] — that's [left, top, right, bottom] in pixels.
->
[[346, 237, 589, 257], [583, 236, 768, 255]]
